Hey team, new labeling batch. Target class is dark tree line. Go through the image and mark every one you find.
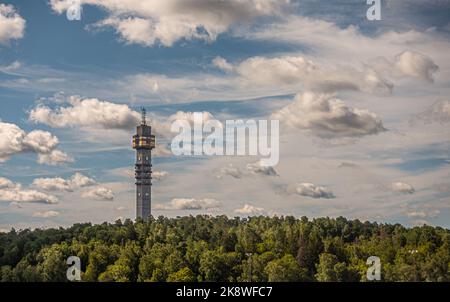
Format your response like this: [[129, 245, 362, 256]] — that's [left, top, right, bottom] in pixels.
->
[[0, 215, 449, 282]]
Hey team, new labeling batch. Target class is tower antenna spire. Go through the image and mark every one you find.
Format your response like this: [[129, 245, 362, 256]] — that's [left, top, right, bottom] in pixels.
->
[[141, 107, 147, 125]]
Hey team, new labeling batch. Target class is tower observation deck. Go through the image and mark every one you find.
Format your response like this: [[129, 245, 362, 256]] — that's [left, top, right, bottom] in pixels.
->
[[132, 108, 155, 221]]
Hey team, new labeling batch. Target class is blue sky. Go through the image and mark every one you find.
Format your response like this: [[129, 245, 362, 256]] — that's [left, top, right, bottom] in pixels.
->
[[0, 0, 450, 230]]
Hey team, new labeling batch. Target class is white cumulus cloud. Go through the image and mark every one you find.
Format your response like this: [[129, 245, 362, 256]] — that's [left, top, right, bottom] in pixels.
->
[[0, 121, 72, 165], [70, 172, 97, 188], [0, 184, 58, 204], [32, 172, 96, 192], [97, 17, 156, 47], [155, 198, 221, 210], [152, 170, 169, 181], [393, 51, 439, 83], [0, 4, 25, 45], [212, 56, 235, 72], [168, 110, 216, 125], [37, 150, 74, 166], [291, 182, 335, 199], [237, 55, 315, 84], [0, 177, 62, 205], [234, 204, 266, 216], [0, 177, 20, 190], [32, 177, 71, 192], [391, 182, 415, 194], [81, 186, 114, 201], [50, 0, 289, 47], [29, 96, 141, 130], [272, 92, 386, 139]]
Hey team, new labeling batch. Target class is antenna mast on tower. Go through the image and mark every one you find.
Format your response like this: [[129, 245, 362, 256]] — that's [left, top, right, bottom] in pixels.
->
[[141, 107, 147, 125]]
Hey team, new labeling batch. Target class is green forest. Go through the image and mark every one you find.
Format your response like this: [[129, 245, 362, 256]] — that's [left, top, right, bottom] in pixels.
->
[[0, 215, 449, 282]]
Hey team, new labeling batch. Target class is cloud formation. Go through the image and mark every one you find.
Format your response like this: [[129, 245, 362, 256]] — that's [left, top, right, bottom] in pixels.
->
[[81, 186, 115, 201], [28, 97, 207, 143], [212, 56, 234, 72], [32, 210, 60, 218], [393, 51, 439, 83], [234, 204, 266, 216], [0, 178, 58, 204], [37, 150, 74, 166], [0, 4, 25, 45], [247, 15, 442, 62], [168, 110, 216, 125], [235, 55, 316, 85], [291, 182, 335, 199], [272, 92, 386, 139], [29, 96, 141, 130], [50, 0, 288, 47], [32, 177, 71, 192], [391, 182, 415, 194], [407, 209, 439, 219], [0, 177, 20, 190], [215, 165, 242, 179], [0, 60, 22, 73], [0, 121, 72, 165], [247, 161, 278, 176], [32, 173, 96, 192], [152, 170, 169, 181], [155, 198, 221, 210], [214, 55, 393, 94], [413, 100, 450, 124]]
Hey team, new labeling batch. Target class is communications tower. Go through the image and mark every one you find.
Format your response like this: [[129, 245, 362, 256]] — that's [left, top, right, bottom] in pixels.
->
[[132, 108, 155, 221]]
